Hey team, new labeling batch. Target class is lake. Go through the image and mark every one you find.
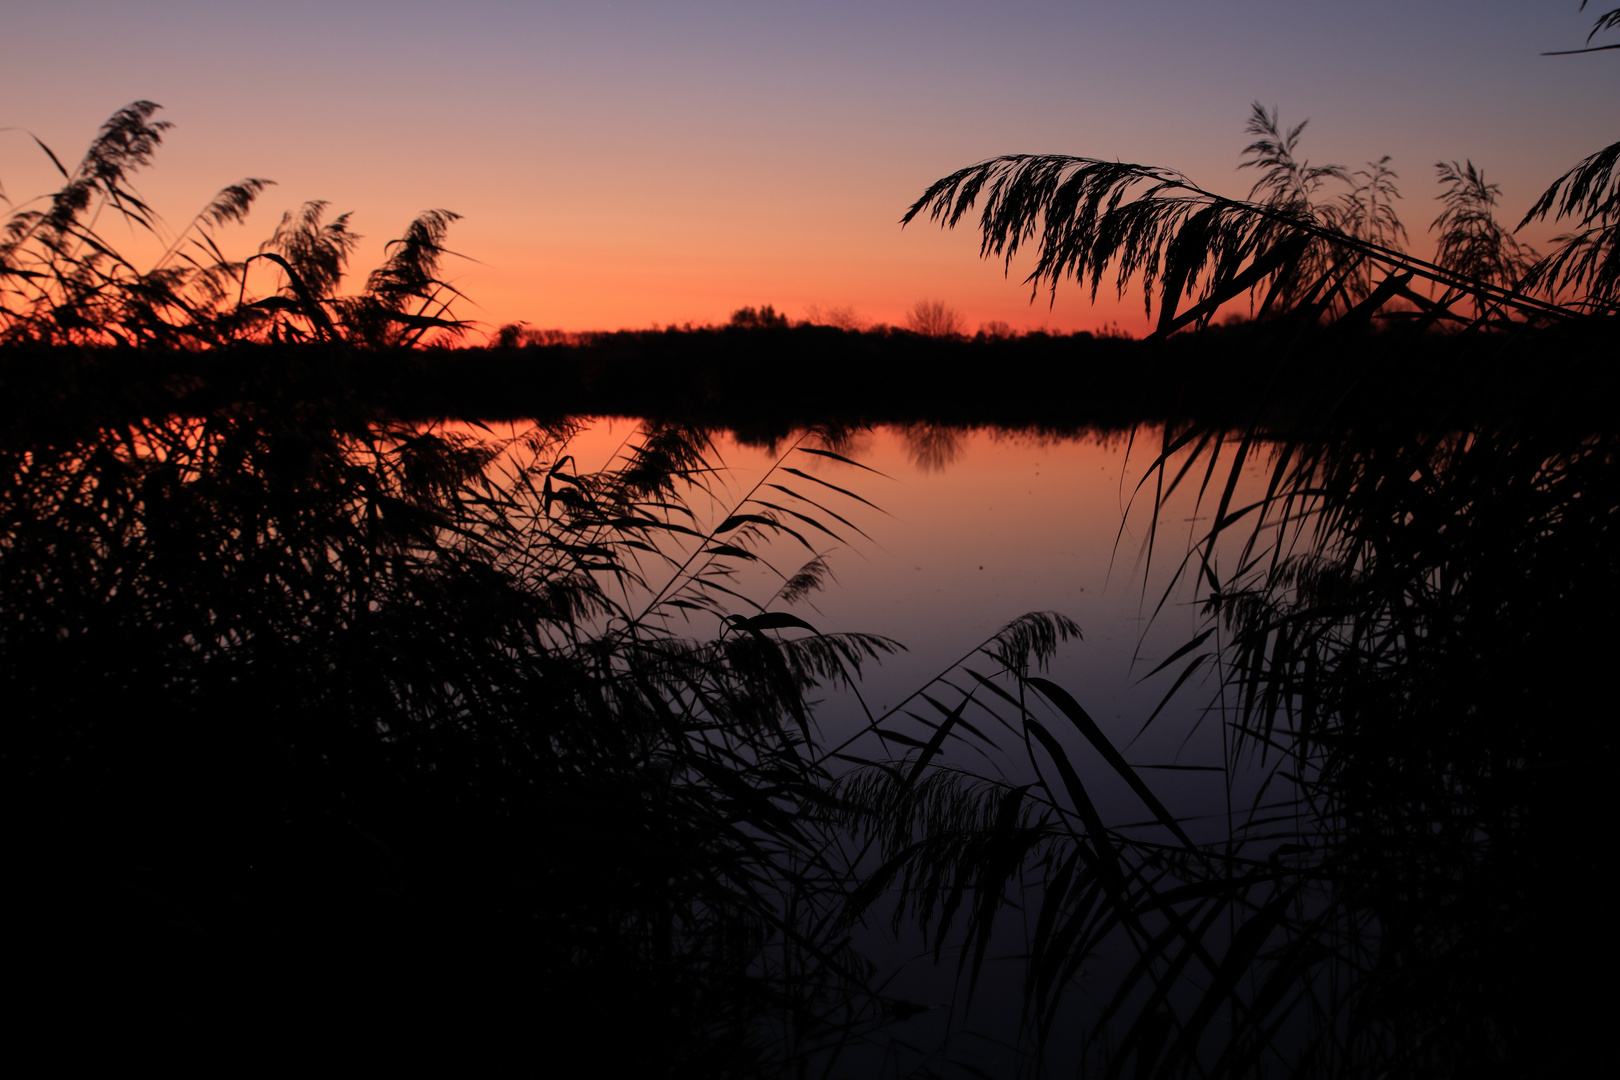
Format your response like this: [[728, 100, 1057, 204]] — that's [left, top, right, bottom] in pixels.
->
[[531, 416, 1279, 1073], [548, 417, 1266, 778]]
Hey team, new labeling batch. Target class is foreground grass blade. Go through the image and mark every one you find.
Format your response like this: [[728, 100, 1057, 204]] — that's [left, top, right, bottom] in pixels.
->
[[1026, 676, 1194, 849]]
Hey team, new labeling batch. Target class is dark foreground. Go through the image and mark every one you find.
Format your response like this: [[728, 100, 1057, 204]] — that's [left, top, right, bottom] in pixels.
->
[[3, 323, 1617, 1076]]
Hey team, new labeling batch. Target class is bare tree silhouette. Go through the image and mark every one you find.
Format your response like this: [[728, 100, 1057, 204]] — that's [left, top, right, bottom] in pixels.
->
[[905, 298, 963, 337]]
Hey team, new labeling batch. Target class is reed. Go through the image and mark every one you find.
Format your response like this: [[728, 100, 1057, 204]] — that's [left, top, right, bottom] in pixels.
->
[[1, 102, 469, 348], [0, 104, 944, 1071], [879, 17, 1619, 1073], [0, 382, 954, 1067]]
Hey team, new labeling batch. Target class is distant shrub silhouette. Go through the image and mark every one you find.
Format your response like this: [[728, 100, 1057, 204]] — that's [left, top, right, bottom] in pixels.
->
[[728, 303, 789, 329], [804, 302, 865, 330], [905, 298, 963, 337], [489, 320, 584, 347]]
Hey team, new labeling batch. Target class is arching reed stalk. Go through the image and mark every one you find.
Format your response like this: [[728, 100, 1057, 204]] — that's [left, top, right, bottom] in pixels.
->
[[902, 99, 1580, 336]]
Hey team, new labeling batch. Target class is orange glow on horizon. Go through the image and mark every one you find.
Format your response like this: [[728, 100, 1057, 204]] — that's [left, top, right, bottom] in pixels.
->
[[4, 0, 1601, 346], [458, 259, 1155, 339]]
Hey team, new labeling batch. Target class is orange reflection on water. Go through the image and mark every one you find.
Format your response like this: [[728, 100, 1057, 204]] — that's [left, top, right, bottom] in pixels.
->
[[439, 417, 1270, 791]]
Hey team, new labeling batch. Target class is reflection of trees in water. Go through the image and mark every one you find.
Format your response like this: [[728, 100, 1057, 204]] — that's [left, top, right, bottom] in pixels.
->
[[899, 422, 964, 472]]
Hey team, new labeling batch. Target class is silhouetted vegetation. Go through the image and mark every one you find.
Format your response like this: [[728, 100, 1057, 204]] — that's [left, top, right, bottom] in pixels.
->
[[1, 102, 469, 348], [0, 103, 923, 1072], [7, 9, 1620, 1068], [877, 12, 1619, 1076], [904, 299, 964, 337], [2, 102, 1148, 1075], [11, 320, 1619, 454], [729, 303, 791, 329], [4, 363, 984, 1069]]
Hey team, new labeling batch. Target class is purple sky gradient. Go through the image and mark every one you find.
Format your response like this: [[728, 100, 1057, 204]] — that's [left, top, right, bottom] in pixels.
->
[[3, 1, 1611, 334]]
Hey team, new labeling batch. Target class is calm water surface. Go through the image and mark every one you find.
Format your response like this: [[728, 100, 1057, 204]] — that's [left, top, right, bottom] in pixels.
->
[[553, 419, 1270, 801], [529, 419, 1280, 1069], [692, 422, 1282, 1071]]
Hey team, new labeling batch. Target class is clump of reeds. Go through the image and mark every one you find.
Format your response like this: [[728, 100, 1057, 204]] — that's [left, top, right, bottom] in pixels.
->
[[1, 101, 469, 348], [0, 102, 986, 1071], [0, 366, 957, 1065], [870, 36, 1620, 1074]]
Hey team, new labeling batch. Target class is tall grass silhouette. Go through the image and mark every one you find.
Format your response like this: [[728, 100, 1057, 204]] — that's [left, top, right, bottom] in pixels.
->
[[877, 14, 1618, 1074], [2, 386, 974, 1067], [1, 102, 469, 347], [2, 106, 1118, 1075], [0, 102, 983, 1071]]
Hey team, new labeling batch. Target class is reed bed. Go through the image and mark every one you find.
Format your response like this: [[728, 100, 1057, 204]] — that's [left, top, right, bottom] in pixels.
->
[[0, 104, 919, 1071], [876, 46, 1619, 1075], [1, 379, 962, 1069]]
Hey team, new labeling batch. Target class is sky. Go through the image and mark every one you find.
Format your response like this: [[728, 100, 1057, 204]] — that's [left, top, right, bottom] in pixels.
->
[[2, 1, 1613, 336]]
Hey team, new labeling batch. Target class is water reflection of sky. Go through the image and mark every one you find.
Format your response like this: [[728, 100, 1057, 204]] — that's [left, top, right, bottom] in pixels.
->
[[682, 422, 1278, 1073], [730, 425, 1268, 790], [498, 411, 1283, 835], [542, 418, 1277, 822], [521, 417, 1276, 790], [471, 417, 1283, 1071]]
